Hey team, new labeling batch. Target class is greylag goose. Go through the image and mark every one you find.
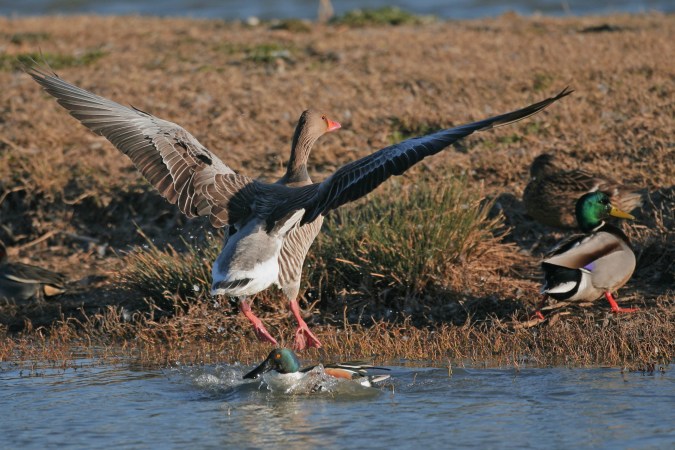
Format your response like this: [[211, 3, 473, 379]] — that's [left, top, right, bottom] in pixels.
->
[[523, 153, 643, 228], [539, 191, 638, 314], [26, 64, 570, 349], [0, 241, 67, 301]]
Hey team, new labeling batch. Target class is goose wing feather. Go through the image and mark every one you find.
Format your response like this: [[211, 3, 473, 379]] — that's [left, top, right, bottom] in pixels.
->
[[26, 65, 260, 228], [288, 88, 572, 225]]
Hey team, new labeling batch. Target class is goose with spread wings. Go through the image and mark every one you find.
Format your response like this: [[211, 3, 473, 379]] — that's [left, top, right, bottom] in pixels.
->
[[26, 65, 570, 350]]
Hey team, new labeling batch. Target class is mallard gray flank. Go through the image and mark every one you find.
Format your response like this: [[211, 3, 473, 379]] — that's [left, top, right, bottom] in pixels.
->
[[26, 64, 570, 349]]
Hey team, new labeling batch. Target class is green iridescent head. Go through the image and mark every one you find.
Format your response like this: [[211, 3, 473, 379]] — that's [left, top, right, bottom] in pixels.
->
[[575, 191, 634, 232], [243, 348, 301, 379]]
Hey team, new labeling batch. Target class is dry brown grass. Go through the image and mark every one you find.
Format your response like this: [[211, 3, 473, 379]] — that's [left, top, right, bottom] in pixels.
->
[[1, 295, 672, 370], [0, 13, 673, 367]]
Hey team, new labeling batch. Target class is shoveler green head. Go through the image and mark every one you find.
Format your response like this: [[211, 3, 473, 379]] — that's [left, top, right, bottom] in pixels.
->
[[243, 348, 301, 379], [575, 191, 634, 232]]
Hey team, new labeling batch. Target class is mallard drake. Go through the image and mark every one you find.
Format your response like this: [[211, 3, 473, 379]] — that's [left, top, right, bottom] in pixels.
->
[[243, 348, 390, 391], [26, 64, 570, 349], [0, 241, 66, 301], [523, 153, 643, 228], [541, 191, 638, 313]]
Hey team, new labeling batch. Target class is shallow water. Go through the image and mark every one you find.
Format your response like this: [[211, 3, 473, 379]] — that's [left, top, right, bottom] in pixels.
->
[[1, 358, 673, 449], [0, 0, 672, 19]]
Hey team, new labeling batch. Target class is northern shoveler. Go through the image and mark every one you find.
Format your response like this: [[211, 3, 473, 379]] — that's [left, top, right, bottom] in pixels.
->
[[539, 191, 638, 314], [523, 153, 643, 229], [26, 63, 570, 349], [0, 241, 66, 301], [243, 348, 390, 392]]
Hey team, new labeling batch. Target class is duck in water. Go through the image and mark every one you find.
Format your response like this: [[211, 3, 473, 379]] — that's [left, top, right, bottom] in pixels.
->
[[243, 348, 390, 391]]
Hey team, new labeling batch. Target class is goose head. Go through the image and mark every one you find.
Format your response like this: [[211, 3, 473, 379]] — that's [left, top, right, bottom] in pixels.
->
[[285, 110, 340, 183]]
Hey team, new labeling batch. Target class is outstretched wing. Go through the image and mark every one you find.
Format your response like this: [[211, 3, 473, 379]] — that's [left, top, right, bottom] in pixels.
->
[[292, 88, 572, 225], [26, 65, 257, 228]]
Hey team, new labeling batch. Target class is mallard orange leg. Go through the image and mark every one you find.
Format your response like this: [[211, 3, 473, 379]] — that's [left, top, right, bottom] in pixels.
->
[[605, 292, 638, 313], [530, 294, 547, 320], [290, 298, 322, 350], [240, 298, 278, 345]]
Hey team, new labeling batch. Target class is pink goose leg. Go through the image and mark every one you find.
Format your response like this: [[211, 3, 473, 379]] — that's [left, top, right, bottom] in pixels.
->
[[604, 292, 639, 313], [290, 299, 322, 350], [240, 299, 278, 345]]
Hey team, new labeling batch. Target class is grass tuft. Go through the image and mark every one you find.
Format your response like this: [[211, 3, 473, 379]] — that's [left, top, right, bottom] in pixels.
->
[[270, 19, 312, 33], [332, 7, 434, 27], [9, 32, 51, 44], [0, 49, 107, 71], [388, 117, 439, 143], [532, 72, 555, 91], [309, 176, 503, 302], [214, 42, 295, 64], [118, 232, 221, 309], [245, 43, 294, 64]]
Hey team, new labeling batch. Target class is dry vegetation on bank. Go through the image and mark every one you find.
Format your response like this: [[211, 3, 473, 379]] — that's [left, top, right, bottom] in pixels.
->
[[0, 11, 673, 367]]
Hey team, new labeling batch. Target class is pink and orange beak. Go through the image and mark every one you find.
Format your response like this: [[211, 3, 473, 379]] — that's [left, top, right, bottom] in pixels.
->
[[326, 118, 341, 133]]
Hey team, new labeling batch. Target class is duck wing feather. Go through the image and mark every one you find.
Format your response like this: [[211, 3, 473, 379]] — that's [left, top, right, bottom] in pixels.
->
[[543, 231, 624, 270]]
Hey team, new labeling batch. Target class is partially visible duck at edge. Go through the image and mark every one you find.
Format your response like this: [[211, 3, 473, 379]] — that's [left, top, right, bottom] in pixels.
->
[[243, 348, 390, 390], [539, 191, 638, 315], [523, 153, 643, 229], [27, 64, 571, 350], [0, 241, 67, 302]]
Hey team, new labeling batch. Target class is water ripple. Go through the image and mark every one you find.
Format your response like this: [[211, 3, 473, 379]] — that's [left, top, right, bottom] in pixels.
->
[[1, 359, 673, 449]]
